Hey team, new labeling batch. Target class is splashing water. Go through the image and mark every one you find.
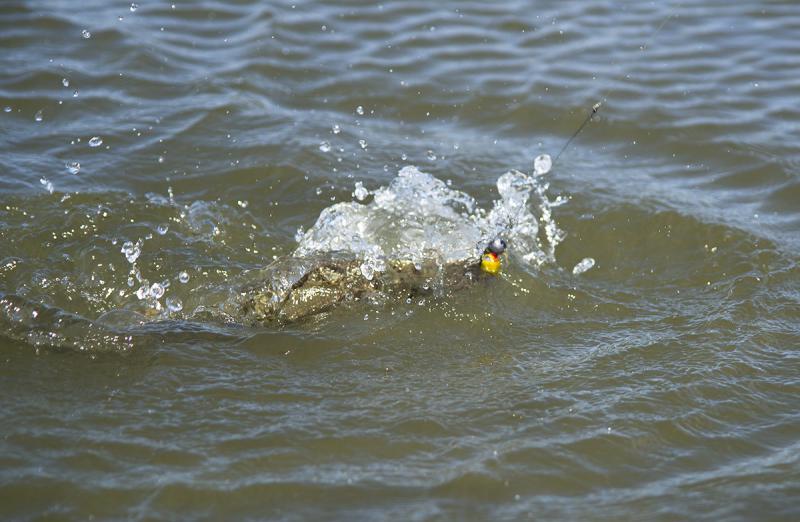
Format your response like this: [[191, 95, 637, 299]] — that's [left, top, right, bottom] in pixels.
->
[[295, 159, 566, 275]]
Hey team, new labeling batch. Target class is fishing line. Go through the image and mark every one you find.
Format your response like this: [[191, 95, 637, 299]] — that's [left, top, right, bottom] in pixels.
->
[[552, 11, 675, 167], [553, 102, 601, 164], [478, 9, 676, 262]]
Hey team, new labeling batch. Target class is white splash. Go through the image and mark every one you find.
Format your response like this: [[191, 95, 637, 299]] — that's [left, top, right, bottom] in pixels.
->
[[295, 164, 566, 269]]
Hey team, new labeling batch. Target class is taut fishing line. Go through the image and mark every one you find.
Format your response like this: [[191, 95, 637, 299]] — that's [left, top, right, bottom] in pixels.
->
[[478, 9, 676, 268]]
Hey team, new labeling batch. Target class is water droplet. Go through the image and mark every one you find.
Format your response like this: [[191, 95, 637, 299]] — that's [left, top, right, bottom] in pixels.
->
[[178, 271, 190, 283], [332, 124, 341, 134], [34, 110, 43, 122], [40, 178, 54, 194], [65, 161, 81, 175], [353, 181, 369, 201], [166, 297, 183, 312], [355, 105, 364, 115], [319, 141, 331, 152], [156, 224, 168, 235], [534, 154, 552, 176], [81, 29, 91, 39], [130, 3, 138, 11], [358, 139, 367, 149], [572, 257, 595, 275], [149, 283, 164, 299], [62, 78, 70, 87], [360, 262, 374, 281], [121, 240, 141, 264], [89, 136, 103, 147]]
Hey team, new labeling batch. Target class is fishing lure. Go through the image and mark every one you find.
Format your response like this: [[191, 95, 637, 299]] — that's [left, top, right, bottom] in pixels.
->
[[480, 237, 506, 274]]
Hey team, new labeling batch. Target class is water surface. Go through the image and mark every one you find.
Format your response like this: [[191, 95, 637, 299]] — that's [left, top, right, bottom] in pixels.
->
[[1, 0, 799, 520]]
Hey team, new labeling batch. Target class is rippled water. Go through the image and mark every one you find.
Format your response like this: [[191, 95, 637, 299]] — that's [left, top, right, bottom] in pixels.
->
[[1, 0, 799, 520]]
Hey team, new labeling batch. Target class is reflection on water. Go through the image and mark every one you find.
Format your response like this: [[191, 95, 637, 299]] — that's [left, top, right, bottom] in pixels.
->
[[1, 0, 799, 520]]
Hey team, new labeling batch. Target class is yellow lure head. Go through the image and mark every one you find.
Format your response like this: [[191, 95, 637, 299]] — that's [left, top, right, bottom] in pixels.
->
[[481, 252, 501, 274]]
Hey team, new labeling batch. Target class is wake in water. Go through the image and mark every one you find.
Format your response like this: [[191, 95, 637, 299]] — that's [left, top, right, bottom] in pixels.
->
[[0, 156, 568, 348]]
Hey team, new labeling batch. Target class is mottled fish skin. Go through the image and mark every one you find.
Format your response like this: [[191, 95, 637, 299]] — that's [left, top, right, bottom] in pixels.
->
[[239, 257, 484, 325]]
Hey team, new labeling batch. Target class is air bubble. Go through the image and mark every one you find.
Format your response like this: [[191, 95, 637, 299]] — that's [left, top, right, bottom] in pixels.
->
[[426, 150, 437, 161], [319, 141, 331, 152], [358, 139, 367, 149], [332, 124, 341, 134], [355, 105, 364, 115], [62, 78, 70, 87], [156, 224, 168, 235], [130, 3, 138, 11], [81, 29, 91, 39], [178, 271, 190, 283], [34, 110, 43, 122], [89, 136, 103, 147]]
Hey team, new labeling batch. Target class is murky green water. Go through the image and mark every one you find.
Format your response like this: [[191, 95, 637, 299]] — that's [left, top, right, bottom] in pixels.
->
[[2, 0, 799, 520]]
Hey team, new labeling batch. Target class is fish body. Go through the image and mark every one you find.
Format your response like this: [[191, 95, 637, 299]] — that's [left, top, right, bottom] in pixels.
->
[[239, 256, 484, 325]]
